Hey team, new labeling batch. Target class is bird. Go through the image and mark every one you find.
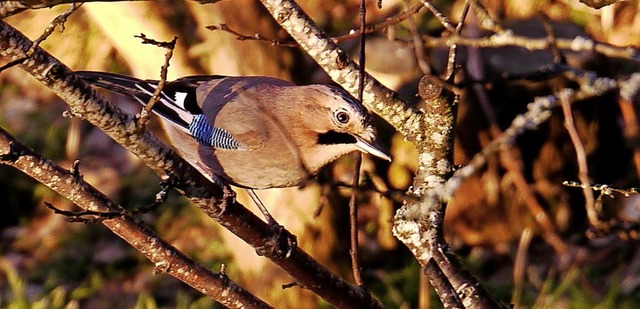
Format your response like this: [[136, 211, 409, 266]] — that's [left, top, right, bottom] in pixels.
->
[[76, 71, 391, 223]]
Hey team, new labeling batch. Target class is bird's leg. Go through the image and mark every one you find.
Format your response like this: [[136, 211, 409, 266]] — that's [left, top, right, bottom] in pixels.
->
[[247, 189, 297, 258], [246, 189, 278, 226]]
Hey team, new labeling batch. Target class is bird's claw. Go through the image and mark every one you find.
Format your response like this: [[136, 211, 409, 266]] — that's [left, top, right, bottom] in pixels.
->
[[256, 224, 297, 259]]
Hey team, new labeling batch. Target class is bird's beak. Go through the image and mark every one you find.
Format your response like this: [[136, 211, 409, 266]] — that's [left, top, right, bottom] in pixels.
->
[[354, 135, 392, 162]]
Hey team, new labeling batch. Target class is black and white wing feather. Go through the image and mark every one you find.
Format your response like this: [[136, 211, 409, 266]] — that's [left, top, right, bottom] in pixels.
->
[[76, 71, 241, 150]]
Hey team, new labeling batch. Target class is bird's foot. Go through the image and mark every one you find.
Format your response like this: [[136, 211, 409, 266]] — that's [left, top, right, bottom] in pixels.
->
[[256, 223, 298, 259]]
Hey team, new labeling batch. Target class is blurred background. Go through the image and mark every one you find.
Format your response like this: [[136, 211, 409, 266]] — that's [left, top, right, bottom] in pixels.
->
[[2, 0, 640, 308]]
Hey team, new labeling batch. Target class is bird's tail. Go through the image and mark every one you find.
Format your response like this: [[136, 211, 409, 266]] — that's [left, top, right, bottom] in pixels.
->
[[75, 71, 194, 130]]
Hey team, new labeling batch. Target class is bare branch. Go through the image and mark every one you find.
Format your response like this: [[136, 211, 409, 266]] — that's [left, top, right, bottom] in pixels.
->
[[348, 0, 367, 288], [134, 34, 178, 128], [333, 2, 424, 43], [0, 3, 80, 72], [393, 75, 505, 308], [404, 0, 431, 75], [420, 0, 455, 31], [424, 31, 640, 62], [560, 90, 600, 227], [206, 23, 298, 47], [0, 127, 271, 309], [444, 1, 469, 81]]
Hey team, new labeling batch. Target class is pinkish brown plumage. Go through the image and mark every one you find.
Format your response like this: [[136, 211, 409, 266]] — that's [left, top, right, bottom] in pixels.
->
[[76, 71, 390, 190]]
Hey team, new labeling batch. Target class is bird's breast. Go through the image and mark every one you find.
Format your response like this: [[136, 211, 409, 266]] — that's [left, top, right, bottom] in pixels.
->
[[207, 144, 310, 189], [165, 119, 312, 188]]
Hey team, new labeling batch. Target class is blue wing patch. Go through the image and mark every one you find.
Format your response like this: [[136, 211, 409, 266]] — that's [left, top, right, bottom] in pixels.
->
[[189, 115, 241, 150]]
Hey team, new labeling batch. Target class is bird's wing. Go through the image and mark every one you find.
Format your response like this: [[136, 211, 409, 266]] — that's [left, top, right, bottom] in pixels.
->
[[76, 71, 247, 150], [194, 76, 295, 150]]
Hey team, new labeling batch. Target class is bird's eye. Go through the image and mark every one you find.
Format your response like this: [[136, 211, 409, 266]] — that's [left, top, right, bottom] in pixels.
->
[[335, 111, 350, 124]]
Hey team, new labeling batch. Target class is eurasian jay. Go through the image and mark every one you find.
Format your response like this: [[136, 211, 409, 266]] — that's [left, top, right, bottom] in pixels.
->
[[76, 71, 390, 223]]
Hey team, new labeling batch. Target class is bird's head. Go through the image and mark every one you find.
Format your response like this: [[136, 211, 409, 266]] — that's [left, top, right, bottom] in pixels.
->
[[301, 85, 391, 162]]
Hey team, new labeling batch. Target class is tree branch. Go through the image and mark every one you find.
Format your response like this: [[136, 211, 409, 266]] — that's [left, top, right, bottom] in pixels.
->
[[0, 127, 271, 309]]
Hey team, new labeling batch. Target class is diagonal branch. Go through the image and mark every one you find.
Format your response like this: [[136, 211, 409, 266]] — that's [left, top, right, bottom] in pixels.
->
[[0, 127, 271, 309], [393, 76, 504, 308]]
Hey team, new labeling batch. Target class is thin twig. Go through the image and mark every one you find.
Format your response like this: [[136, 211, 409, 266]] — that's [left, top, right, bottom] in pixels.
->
[[0, 3, 81, 73], [559, 91, 601, 227], [206, 23, 299, 47], [539, 14, 566, 65], [45, 202, 121, 223], [422, 32, 640, 62], [404, 0, 430, 74], [563, 181, 640, 239], [468, 0, 504, 33], [349, 0, 367, 289], [563, 181, 640, 197], [511, 227, 533, 307], [44, 178, 174, 223], [444, 1, 469, 81], [134, 34, 178, 129], [420, 0, 455, 31], [498, 149, 568, 253], [209, 4, 425, 47], [334, 3, 424, 43], [320, 177, 409, 204]]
